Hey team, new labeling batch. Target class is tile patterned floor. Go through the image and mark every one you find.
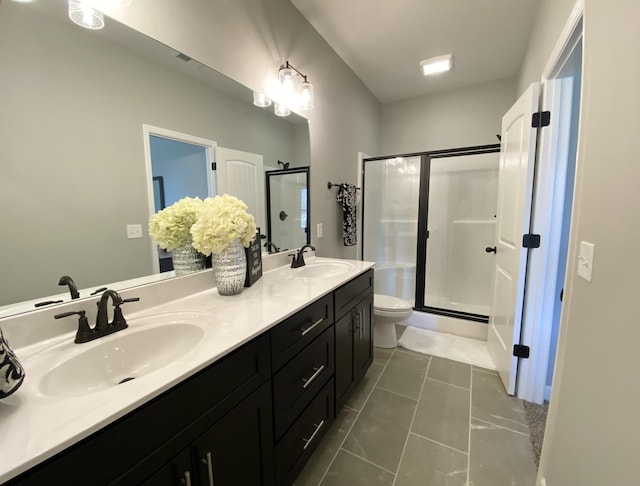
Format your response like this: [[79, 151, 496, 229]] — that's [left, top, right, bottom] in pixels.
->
[[293, 345, 538, 486]]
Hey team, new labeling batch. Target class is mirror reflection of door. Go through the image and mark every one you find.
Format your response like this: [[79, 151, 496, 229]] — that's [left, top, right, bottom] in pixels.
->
[[146, 130, 217, 273], [266, 167, 310, 253]]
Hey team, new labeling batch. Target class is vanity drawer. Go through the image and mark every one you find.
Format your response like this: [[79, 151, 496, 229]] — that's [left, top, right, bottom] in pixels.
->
[[273, 325, 334, 439], [270, 293, 334, 371], [274, 379, 334, 486], [334, 269, 373, 321]]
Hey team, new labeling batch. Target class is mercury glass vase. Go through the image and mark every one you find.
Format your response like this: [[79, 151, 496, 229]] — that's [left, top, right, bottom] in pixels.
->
[[212, 239, 246, 296], [171, 242, 205, 276]]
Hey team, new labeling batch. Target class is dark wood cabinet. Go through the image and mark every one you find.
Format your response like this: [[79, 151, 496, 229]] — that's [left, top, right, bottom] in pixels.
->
[[334, 270, 374, 411], [7, 269, 373, 486]]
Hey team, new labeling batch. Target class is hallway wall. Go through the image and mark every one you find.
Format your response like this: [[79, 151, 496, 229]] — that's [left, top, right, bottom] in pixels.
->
[[518, 0, 640, 484]]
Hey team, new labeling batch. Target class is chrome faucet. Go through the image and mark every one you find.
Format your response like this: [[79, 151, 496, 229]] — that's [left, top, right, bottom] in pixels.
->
[[54, 290, 140, 343], [289, 244, 316, 268]]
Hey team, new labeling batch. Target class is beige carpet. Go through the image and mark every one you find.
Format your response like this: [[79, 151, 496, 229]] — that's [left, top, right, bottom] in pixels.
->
[[397, 326, 496, 370]]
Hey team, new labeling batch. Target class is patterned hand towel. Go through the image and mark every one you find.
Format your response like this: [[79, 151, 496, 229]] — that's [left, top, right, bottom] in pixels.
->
[[336, 183, 358, 246]]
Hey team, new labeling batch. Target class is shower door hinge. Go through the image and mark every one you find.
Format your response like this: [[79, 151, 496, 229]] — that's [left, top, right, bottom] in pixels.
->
[[513, 344, 530, 359], [522, 233, 541, 249], [211, 162, 217, 170], [531, 111, 551, 128]]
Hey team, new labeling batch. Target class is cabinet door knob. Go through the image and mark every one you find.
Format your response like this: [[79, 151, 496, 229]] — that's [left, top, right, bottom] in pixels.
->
[[201, 452, 215, 486]]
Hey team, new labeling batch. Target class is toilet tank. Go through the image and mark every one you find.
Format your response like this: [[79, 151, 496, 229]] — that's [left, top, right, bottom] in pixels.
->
[[373, 263, 415, 303]]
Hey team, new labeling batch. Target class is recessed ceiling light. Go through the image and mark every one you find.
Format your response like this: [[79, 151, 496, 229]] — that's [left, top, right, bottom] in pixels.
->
[[420, 54, 453, 76]]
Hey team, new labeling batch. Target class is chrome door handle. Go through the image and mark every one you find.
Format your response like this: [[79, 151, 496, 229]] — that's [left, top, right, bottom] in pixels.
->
[[201, 452, 214, 486], [302, 420, 325, 450], [301, 365, 325, 389], [300, 317, 323, 336]]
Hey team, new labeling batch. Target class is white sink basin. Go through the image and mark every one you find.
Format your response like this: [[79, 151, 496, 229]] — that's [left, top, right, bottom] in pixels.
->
[[294, 260, 355, 278], [39, 319, 205, 398]]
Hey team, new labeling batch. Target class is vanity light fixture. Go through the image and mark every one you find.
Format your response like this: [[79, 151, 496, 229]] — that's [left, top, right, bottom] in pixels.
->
[[68, 0, 105, 30], [420, 54, 453, 76], [273, 61, 314, 116], [253, 91, 272, 108]]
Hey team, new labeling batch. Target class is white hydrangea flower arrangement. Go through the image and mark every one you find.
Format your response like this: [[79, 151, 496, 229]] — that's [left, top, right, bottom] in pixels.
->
[[190, 194, 257, 255], [148, 196, 204, 251]]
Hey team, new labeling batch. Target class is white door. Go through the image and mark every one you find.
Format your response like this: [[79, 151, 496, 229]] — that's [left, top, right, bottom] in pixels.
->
[[487, 83, 540, 394], [216, 147, 266, 234]]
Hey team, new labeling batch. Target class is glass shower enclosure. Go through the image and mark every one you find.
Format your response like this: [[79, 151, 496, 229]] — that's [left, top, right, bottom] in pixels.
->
[[362, 145, 500, 322]]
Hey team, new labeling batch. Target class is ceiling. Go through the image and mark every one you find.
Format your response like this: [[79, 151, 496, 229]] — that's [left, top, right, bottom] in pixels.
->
[[290, 0, 540, 103]]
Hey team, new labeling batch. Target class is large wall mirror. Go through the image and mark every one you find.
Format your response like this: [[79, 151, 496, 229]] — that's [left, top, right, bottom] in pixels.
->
[[0, 0, 310, 316]]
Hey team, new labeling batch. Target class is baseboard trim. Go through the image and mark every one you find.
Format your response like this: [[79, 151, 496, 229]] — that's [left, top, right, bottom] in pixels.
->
[[405, 311, 488, 341]]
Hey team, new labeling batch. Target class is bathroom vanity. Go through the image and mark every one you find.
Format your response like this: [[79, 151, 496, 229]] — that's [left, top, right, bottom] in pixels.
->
[[0, 257, 374, 486]]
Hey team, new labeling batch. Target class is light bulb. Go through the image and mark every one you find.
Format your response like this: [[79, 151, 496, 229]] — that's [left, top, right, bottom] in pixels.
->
[[299, 81, 314, 110]]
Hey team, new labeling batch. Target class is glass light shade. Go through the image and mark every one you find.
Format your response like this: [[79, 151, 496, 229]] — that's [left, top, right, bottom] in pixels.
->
[[274, 102, 291, 117], [299, 81, 314, 110], [253, 91, 272, 108], [68, 0, 105, 30]]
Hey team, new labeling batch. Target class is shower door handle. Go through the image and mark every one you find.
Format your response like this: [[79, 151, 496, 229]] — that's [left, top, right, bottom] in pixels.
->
[[485, 246, 497, 254]]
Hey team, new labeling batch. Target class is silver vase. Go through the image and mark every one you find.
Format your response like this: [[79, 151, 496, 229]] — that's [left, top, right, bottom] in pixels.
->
[[212, 239, 246, 296], [172, 242, 205, 276]]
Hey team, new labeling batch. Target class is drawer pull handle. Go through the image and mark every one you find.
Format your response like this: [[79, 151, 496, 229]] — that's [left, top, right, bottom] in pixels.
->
[[300, 317, 324, 336], [180, 471, 192, 486], [302, 420, 325, 450], [301, 365, 325, 389], [201, 452, 214, 486]]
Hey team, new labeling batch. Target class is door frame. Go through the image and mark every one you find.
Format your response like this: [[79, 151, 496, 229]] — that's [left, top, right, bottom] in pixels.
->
[[516, 0, 584, 403], [142, 124, 217, 274]]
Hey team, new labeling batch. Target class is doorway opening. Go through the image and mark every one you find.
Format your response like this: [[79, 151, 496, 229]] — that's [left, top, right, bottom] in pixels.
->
[[142, 125, 217, 274]]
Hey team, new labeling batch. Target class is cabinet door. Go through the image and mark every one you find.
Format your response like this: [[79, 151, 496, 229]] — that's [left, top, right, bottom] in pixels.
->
[[192, 382, 274, 486], [141, 449, 192, 486], [354, 294, 373, 382], [334, 308, 356, 411]]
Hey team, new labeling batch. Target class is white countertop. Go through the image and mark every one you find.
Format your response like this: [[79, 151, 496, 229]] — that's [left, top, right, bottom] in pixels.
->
[[0, 257, 374, 483]]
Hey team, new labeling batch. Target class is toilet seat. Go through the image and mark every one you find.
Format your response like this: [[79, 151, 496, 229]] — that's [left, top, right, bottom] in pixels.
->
[[373, 294, 413, 319]]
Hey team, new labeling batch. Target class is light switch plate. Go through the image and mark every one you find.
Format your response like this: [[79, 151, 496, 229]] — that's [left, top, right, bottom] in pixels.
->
[[127, 224, 143, 239], [317, 223, 323, 238], [577, 241, 595, 281]]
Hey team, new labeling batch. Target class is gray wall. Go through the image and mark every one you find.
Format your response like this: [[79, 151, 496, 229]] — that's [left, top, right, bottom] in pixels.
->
[[0, 3, 304, 305], [518, 0, 640, 484], [380, 77, 517, 154], [99, 0, 382, 261]]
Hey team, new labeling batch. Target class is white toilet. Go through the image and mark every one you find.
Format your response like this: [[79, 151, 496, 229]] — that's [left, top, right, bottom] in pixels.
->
[[373, 293, 413, 348]]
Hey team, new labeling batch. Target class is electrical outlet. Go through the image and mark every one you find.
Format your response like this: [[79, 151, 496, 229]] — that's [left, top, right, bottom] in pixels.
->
[[126, 224, 143, 239], [317, 223, 323, 238]]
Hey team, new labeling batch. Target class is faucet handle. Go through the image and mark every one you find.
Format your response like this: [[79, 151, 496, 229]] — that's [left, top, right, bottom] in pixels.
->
[[54, 310, 93, 343], [112, 297, 140, 328]]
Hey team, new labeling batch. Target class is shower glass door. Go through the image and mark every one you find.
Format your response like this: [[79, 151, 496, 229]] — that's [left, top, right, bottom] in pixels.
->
[[362, 156, 420, 303], [422, 152, 499, 319]]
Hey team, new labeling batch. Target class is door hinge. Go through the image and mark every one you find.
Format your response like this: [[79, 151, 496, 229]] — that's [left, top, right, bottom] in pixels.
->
[[522, 233, 541, 249], [531, 111, 551, 128], [211, 162, 217, 170], [513, 344, 530, 359]]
